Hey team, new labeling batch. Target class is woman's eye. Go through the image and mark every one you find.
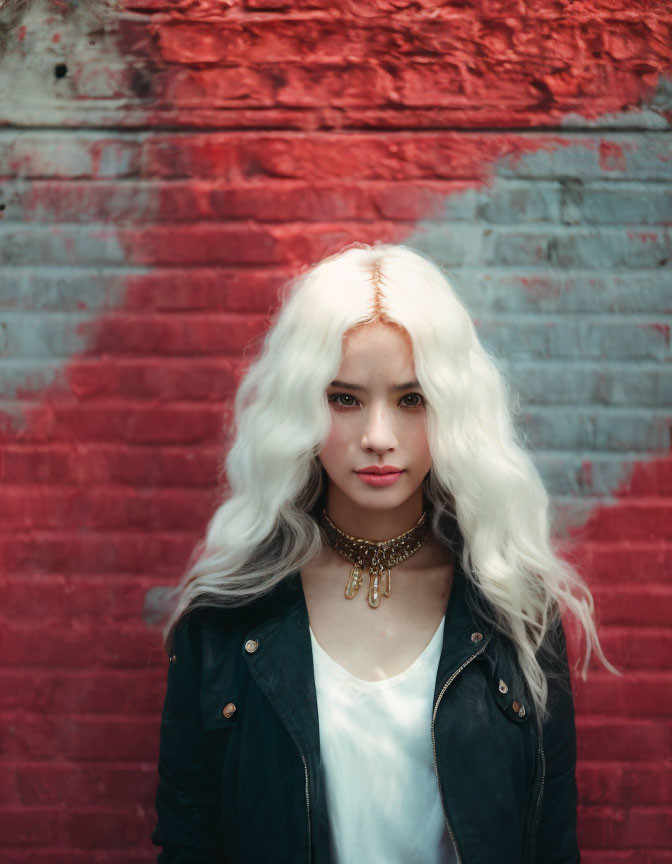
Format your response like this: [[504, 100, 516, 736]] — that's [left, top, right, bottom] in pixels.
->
[[328, 393, 358, 407], [402, 393, 425, 408]]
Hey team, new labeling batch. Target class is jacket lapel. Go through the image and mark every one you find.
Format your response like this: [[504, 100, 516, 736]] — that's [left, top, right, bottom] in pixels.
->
[[242, 556, 494, 754], [242, 573, 321, 762], [242, 573, 329, 862], [434, 553, 495, 703]]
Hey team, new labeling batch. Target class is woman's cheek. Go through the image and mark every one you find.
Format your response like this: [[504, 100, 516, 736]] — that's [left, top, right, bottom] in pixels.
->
[[319, 416, 350, 470], [410, 418, 433, 471]]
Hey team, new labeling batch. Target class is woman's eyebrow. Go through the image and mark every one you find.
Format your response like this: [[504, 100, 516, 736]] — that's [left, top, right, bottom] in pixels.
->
[[329, 379, 421, 391]]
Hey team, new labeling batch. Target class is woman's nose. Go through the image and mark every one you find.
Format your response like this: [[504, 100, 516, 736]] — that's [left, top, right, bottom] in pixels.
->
[[361, 406, 397, 451]]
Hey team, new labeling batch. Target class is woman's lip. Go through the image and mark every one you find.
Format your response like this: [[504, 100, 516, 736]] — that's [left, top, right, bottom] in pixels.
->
[[356, 470, 404, 487]]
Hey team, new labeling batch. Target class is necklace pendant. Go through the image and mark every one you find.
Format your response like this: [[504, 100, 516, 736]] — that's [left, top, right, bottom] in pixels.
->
[[368, 570, 381, 608], [344, 564, 363, 600], [382, 568, 391, 598]]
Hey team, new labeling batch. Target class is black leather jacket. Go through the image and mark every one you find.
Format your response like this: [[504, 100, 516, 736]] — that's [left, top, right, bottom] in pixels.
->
[[151, 555, 580, 863]]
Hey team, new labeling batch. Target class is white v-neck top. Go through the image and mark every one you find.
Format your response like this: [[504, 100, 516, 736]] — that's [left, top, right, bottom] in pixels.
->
[[309, 616, 456, 864]]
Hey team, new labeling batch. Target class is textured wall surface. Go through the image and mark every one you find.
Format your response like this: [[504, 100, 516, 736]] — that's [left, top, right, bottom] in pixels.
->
[[0, 0, 670, 860]]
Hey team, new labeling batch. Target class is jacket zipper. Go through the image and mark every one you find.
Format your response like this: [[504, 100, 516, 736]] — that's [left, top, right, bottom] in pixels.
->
[[300, 752, 312, 864], [431, 633, 492, 864], [528, 739, 546, 860]]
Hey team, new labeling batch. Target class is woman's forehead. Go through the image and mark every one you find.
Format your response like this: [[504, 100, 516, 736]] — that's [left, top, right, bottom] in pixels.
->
[[342, 319, 412, 348], [338, 323, 416, 380]]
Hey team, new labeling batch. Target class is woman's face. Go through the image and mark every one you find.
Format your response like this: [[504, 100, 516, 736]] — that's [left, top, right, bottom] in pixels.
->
[[318, 320, 432, 532]]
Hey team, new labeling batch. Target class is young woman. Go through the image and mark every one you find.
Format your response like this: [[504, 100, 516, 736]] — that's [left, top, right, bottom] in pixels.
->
[[151, 243, 617, 864]]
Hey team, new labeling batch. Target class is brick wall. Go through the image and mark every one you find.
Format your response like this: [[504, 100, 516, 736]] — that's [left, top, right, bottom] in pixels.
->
[[0, 0, 670, 860]]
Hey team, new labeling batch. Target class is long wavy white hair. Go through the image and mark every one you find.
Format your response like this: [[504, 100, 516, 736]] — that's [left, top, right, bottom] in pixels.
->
[[162, 242, 617, 721]]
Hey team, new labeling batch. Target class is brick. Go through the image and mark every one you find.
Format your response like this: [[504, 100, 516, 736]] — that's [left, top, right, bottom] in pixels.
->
[[0, 668, 163, 714], [479, 317, 670, 361], [124, 267, 283, 313], [0, 622, 164, 668], [0, 401, 225, 445], [474, 180, 560, 223], [627, 457, 672, 496], [578, 763, 626, 806], [590, 584, 672, 626], [578, 762, 672, 808], [0, 533, 193, 573], [574, 672, 672, 716], [594, 627, 672, 670], [516, 362, 672, 406], [496, 135, 672, 181], [576, 718, 669, 760], [559, 182, 672, 225], [577, 805, 617, 849], [106, 441, 222, 484], [590, 412, 671, 452], [0, 133, 141, 179], [0, 576, 165, 621], [157, 67, 275, 106], [0, 485, 214, 531], [0, 715, 157, 761], [0, 445, 74, 483], [72, 65, 140, 100], [581, 853, 647, 864], [611, 807, 672, 849], [456, 271, 672, 315], [581, 544, 672, 585], [9, 761, 156, 807], [524, 408, 669, 451], [622, 764, 672, 807], [0, 226, 126, 267], [0, 806, 149, 848], [1, 852, 150, 864], [583, 506, 672, 544]]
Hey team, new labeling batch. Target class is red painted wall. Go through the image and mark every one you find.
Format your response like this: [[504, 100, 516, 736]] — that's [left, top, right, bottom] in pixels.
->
[[1, 1, 670, 859]]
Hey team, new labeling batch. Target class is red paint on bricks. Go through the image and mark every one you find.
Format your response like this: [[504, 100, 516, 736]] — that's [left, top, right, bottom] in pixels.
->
[[563, 454, 672, 853]]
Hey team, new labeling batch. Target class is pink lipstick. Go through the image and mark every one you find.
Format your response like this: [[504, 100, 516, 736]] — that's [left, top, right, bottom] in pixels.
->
[[355, 467, 404, 487]]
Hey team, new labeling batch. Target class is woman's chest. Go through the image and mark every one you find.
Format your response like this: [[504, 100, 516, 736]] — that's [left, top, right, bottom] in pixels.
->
[[300, 562, 453, 681]]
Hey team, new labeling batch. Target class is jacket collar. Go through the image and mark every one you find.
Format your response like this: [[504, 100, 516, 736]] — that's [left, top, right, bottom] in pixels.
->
[[241, 551, 495, 754]]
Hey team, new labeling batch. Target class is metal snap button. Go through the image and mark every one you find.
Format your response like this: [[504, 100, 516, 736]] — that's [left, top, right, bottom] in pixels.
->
[[512, 700, 521, 713], [244, 638, 259, 654], [222, 702, 236, 719], [498, 679, 508, 694], [169, 653, 177, 664], [470, 632, 483, 643], [518, 705, 526, 718]]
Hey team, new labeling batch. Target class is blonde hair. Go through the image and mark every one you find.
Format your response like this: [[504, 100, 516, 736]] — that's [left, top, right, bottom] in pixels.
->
[[161, 242, 618, 722]]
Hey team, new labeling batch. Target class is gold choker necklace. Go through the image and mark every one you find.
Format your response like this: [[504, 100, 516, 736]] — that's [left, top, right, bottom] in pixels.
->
[[318, 508, 430, 608]]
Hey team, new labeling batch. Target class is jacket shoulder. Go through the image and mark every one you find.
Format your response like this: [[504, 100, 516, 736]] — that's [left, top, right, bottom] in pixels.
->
[[169, 579, 296, 675]]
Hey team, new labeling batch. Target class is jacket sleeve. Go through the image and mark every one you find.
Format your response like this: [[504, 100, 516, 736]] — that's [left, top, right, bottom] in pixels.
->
[[151, 613, 227, 863], [535, 617, 580, 864]]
